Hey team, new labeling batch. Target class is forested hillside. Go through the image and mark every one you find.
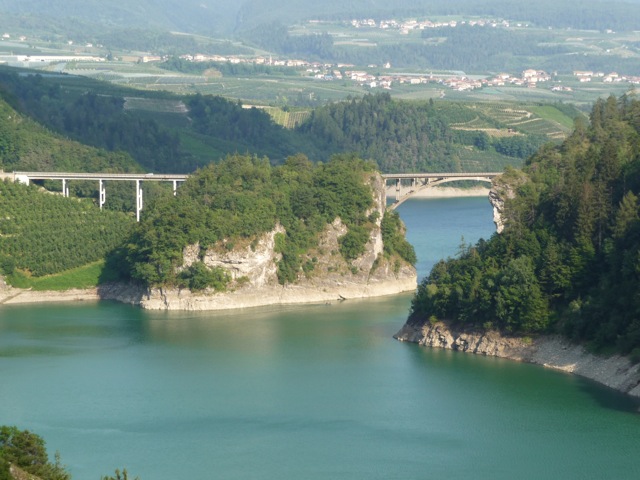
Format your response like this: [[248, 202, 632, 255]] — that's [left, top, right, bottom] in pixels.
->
[[0, 70, 185, 172], [299, 94, 456, 172], [0, 93, 138, 174], [299, 93, 545, 172], [2, 0, 638, 40], [0, 69, 308, 172], [244, 21, 640, 74], [410, 94, 640, 357], [0, 0, 240, 35], [238, 0, 640, 73], [0, 70, 534, 174]]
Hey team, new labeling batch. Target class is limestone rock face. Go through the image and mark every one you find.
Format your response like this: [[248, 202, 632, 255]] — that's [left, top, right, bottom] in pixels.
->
[[198, 224, 284, 288], [203, 237, 281, 289], [489, 170, 528, 234], [394, 321, 640, 400], [488, 189, 507, 234], [395, 321, 529, 360]]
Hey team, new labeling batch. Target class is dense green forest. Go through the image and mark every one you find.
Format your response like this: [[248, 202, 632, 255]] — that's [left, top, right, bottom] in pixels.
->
[[116, 154, 415, 290], [0, 91, 138, 175], [410, 94, 640, 357], [299, 93, 543, 171], [299, 94, 457, 172], [0, 70, 533, 175], [0, 180, 134, 280], [0, 70, 185, 173], [185, 94, 314, 163], [0, 69, 301, 172]]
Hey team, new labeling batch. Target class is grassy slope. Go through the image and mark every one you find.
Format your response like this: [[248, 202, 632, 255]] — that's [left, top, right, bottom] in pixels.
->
[[7, 261, 107, 290]]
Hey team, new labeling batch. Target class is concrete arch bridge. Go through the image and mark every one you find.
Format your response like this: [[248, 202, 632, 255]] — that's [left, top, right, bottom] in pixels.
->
[[381, 172, 501, 209]]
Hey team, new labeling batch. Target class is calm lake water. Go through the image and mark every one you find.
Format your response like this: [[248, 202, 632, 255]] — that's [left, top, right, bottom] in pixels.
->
[[1, 197, 639, 479]]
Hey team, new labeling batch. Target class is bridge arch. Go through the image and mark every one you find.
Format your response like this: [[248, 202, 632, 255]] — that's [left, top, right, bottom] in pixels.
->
[[382, 172, 501, 209]]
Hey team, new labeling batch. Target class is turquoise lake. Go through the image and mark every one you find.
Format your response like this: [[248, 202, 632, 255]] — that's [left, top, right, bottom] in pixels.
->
[[1, 197, 639, 479]]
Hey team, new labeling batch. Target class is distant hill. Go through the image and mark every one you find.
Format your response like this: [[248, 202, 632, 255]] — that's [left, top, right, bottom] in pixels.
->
[[235, 0, 640, 32], [0, 0, 241, 35], [2, 0, 640, 40]]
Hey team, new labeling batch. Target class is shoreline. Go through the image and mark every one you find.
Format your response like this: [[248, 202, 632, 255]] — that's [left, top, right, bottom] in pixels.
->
[[0, 285, 101, 305], [393, 186, 490, 199], [394, 321, 640, 401], [0, 275, 418, 311]]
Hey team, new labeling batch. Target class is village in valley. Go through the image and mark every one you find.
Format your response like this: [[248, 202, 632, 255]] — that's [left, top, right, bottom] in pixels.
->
[[176, 53, 640, 94], [144, 14, 640, 94]]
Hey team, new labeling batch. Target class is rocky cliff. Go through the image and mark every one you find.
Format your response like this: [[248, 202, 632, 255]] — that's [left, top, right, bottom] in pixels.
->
[[395, 321, 640, 400], [488, 168, 528, 234]]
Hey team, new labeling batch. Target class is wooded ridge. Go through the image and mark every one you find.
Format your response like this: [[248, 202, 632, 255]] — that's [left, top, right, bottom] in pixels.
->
[[409, 94, 640, 358]]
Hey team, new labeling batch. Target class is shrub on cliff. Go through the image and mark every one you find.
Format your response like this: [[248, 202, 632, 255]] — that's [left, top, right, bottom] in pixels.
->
[[381, 210, 417, 266]]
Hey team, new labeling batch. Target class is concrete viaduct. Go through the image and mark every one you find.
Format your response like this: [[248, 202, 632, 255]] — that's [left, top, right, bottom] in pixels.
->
[[6, 171, 189, 222], [3, 170, 501, 220]]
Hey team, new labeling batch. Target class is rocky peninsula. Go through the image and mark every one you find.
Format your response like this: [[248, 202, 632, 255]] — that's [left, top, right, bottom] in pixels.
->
[[1, 158, 417, 311]]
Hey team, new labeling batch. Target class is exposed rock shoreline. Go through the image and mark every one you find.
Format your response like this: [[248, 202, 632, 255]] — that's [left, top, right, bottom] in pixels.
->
[[394, 321, 640, 400], [0, 276, 417, 310]]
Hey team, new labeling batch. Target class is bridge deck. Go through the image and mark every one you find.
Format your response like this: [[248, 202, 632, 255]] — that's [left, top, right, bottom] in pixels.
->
[[13, 172, 189, 181]]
